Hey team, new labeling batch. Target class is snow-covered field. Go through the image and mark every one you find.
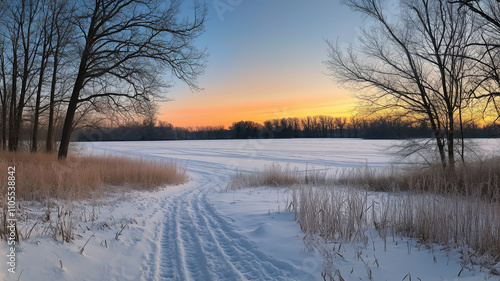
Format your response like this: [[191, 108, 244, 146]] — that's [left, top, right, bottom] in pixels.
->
[[3, 138, 500, 280]]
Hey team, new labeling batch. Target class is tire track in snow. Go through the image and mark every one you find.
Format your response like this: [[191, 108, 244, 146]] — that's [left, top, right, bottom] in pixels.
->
[[143, 171, 315, 281]]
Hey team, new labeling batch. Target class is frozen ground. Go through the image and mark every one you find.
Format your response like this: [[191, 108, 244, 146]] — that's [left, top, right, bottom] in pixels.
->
[[2, 138, 500, 280]]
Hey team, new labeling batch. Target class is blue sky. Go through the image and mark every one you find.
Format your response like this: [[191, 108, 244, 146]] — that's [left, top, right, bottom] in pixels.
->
[[161, 0, 366, 127]]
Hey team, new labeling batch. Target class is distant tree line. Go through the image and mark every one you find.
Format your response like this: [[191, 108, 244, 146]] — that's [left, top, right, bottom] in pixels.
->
[[75, 115, 499, 141]]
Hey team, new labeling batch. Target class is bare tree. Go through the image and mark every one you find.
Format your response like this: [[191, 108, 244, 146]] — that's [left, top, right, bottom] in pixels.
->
[[4, 1, 21, 151], [45, 0, 74, 152], [0, 36, 8, 150], [318, 115, 333, 137], [57, 0, 207, 159], [140, 101, 159, 128], [349, 116, 361, 138], [325, 0, 477, 168], [15, 0, 42, 151], [0, 0, 44, 151], [334, 117, 347, 138], [291, 117, 301, 137], [453, 0, 500, 124], [301, 116, 317, 137], [31, 1, 53, 152]]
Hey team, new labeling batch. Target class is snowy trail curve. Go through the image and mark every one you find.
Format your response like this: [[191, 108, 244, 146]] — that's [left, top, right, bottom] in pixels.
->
[[142, 170, 314, 281]]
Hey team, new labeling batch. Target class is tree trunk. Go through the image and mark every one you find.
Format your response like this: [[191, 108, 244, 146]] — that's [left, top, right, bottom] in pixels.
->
[[33, 16, 51, 152], [447, 113, 455, 170], [0, 88, 5, 150], [13, 49, 31, 151], [428, 115, 447, 168], [58, 58, 87, 159], [58, 3, 99, 159], [46, 49, 58, 153], [437, 136, 446, 168], [0, 66, 7, 150], [0, 87, 2, 148], [459, 104, 465, 164], [32, 55, 48, 152], [8, 53, 17, 152], [58, 76, 84, 159]]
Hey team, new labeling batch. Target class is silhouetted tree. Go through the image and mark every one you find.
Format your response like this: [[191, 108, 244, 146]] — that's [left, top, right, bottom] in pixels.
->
[[0, 37, 8, 150], [454, 0, 500, 125], [46, 0, 74, 153], [57, 0, 207, 159], [326, 0, 477, 168], [230, 121, 262, 139], [334, 117, 347, 137], [31, 1, 54, 152]]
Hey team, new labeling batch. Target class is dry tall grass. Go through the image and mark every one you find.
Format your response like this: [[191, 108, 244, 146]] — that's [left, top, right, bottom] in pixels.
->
[[0, 150, 187, 242], [291, 186, 370, 242], [290, 186, 500, 265], [0, 150, 187, 201], [339, 157, 500, 199], [230, 159, 500, 271], [229, 163, 329, 189]]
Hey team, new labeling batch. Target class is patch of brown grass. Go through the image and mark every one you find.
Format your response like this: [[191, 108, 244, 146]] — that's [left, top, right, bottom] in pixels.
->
[[0, 150, 187, 243], [231, 159, 500, 271], [338, 157, 500, 199], [0, 150, 187, 201], [228, 163, 329, 189]]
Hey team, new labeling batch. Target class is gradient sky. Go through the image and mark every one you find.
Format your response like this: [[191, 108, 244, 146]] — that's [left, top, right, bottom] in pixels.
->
[[159, 0, 366, 127]]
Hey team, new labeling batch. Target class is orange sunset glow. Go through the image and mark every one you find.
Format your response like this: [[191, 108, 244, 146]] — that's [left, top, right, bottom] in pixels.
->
[[160, 90, 356, 128], [156, 0, 363, 128]]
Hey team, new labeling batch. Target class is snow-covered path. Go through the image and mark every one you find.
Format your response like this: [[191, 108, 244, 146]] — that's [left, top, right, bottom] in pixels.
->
[[141, 172, 314, 281]]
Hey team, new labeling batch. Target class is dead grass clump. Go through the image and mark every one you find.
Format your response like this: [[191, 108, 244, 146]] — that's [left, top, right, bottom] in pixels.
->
[[77, 155, 187, 190], [0, 150, 187, 201], [291, 186, 370, 242], [339, 157, 500, 199], [337, 165, 400, 191], [385, 193, 500, 262], [228, 163, 328, 189], [0, 150, 187, 242]]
